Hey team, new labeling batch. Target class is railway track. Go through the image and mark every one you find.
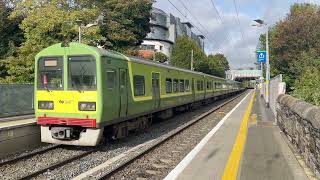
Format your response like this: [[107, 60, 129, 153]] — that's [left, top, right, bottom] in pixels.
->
[[0, 144, 97, 180], [0, 145, 61, 167], [18, 147, 99, 180], [73, 91, 247, 180]]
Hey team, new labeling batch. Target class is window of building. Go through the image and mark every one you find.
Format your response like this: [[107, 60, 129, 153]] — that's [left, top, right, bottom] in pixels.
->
[[180, 79, 185, 92], [141, 45, 156, 51], [185, 80, 190, 91], [106, 70, 116, 89], [134, 75, 145, 96], [166, 78, 172, 93], [160, 46, 163, 51], [173, 79, 179, 92]]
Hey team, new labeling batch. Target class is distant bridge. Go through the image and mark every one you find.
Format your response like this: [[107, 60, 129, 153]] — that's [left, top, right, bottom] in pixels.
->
[[226, 69, 262, 81]]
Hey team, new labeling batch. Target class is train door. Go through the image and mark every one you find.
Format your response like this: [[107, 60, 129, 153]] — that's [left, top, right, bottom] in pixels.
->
[[192, 78, 195, 101], [119, 68, 128, 118], [152, 73, 160, 109]]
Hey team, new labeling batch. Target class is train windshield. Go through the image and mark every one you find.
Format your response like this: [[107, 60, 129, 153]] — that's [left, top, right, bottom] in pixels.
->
[[37, 57, 64, 90], [68, 56, 97, 90]]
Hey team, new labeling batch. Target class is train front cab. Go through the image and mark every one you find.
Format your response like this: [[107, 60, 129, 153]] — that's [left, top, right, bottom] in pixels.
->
[[35, 44, 103, 146]]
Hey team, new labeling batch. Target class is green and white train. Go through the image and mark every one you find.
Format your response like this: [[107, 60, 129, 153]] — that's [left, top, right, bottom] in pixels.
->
[[35, 43, 244, 146]]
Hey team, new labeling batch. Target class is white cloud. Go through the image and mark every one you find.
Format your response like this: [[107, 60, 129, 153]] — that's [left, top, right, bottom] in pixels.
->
[[154, 0, 320, 69]]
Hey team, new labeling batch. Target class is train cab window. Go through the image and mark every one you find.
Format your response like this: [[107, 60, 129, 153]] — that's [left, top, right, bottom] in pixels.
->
[[173, 79, 179, 93], [185, 80, 190, 92], [179, 80, 185, 92], [106, 70, 116, 89], [134, 75, 145, 96], [38, 57, 63, 90], [68, 56, 96, 90], [166, 78, 172, 93]]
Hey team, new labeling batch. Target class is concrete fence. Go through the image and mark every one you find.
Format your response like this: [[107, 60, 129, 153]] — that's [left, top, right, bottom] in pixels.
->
[[0, 84, 34, 118], [261, 74, 286, 117], [277, 94, 320, 176]]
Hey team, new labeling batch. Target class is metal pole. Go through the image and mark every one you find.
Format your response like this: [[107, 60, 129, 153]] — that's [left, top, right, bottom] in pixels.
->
[[191, 49, 194, 71], [79, 25, 81, 43], [266, 26, 270, 107]]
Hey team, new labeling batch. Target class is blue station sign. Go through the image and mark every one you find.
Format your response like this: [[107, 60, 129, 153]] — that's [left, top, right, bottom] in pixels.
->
[[257, 51, 267, 63]]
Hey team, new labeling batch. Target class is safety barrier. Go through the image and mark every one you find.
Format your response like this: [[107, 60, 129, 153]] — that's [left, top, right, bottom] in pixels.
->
[[0, 84, 34, 118], [277, 94, 320, 177]]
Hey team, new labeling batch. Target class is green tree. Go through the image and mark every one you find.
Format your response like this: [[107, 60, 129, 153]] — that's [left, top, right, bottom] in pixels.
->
[[0, 0, 153, 82], [97, 0, 153, 52], [171, 36, 207, 70], [145, 52, 168, 63], [0, 0, 23, 79], [293, 67, 320, 106], [207, 54, 227, 78], [258, 3, 320, 91]]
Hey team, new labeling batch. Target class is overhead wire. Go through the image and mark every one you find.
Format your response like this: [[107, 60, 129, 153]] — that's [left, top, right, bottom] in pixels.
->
[[166, 0, 216, 51], [232, 0, 245, 40], [208, 0, 234, 51], [176, 0, 223, 50]]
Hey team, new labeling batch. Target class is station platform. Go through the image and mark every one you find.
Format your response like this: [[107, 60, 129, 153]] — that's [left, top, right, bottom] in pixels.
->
[[165, 90, 310, 180], [0, 116, 40, 157]]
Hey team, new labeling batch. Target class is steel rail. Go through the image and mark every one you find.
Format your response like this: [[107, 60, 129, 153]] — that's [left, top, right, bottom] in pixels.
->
[[0, 145, 61, 167], [18, 147, 100, 180]]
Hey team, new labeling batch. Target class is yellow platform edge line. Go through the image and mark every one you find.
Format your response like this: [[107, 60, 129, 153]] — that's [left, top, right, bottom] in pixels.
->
[[221, 91, 256, 180]]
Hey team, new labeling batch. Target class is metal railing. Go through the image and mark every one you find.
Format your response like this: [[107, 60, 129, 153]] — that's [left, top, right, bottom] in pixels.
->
[[0, 84, 34, 118]]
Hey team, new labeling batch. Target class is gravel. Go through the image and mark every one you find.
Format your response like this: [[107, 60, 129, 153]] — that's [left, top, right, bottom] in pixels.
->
[[0, 146, 93, 180]]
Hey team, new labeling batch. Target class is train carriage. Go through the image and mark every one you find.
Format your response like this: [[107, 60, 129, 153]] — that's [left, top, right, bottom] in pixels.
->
[[35, 43, 243, 146]]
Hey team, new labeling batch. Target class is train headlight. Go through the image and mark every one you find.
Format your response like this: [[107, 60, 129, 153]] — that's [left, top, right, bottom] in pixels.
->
[[78, 102, 96, 111], [38, 101, 54, 110]]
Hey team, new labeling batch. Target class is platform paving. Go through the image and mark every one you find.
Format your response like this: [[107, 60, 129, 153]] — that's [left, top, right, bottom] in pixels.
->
[[166, 90, 309, 180]]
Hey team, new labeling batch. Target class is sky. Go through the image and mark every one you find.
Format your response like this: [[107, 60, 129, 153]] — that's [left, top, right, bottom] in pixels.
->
[[154, 0, 320, 69]]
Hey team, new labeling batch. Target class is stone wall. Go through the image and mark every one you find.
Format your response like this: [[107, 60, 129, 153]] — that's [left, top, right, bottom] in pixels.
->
[[277, 94, 320, 176]]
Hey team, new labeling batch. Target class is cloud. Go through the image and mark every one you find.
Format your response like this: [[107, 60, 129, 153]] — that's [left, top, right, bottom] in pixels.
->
[[154, 0, 320, 69]]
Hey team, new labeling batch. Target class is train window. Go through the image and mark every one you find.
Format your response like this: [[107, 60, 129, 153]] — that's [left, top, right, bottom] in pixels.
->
[[134, 75, 145, 96], [106, 70, 116, 89], [200, 81, 204, 91], [207, 81, 212, 90], [197, 81, 201, 91], [179, 80, 185, 92], [185, 80, 190, 91], [166, 78, 172, 93], [38, 57, 64, 90], [68, 56, 96, 90], [173, 79, 179, 92]]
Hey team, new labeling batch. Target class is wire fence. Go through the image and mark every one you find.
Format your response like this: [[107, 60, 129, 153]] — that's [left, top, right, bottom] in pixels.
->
[[0, 84, 34, 118]]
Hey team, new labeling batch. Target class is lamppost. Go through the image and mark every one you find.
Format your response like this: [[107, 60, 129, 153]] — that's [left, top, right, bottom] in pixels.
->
[[75, 19, 98, 44], [253, 19, 270, 107]]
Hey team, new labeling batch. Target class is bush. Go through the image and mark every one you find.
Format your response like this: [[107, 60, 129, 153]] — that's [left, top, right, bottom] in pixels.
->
[[292, 67, 320, 106]]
